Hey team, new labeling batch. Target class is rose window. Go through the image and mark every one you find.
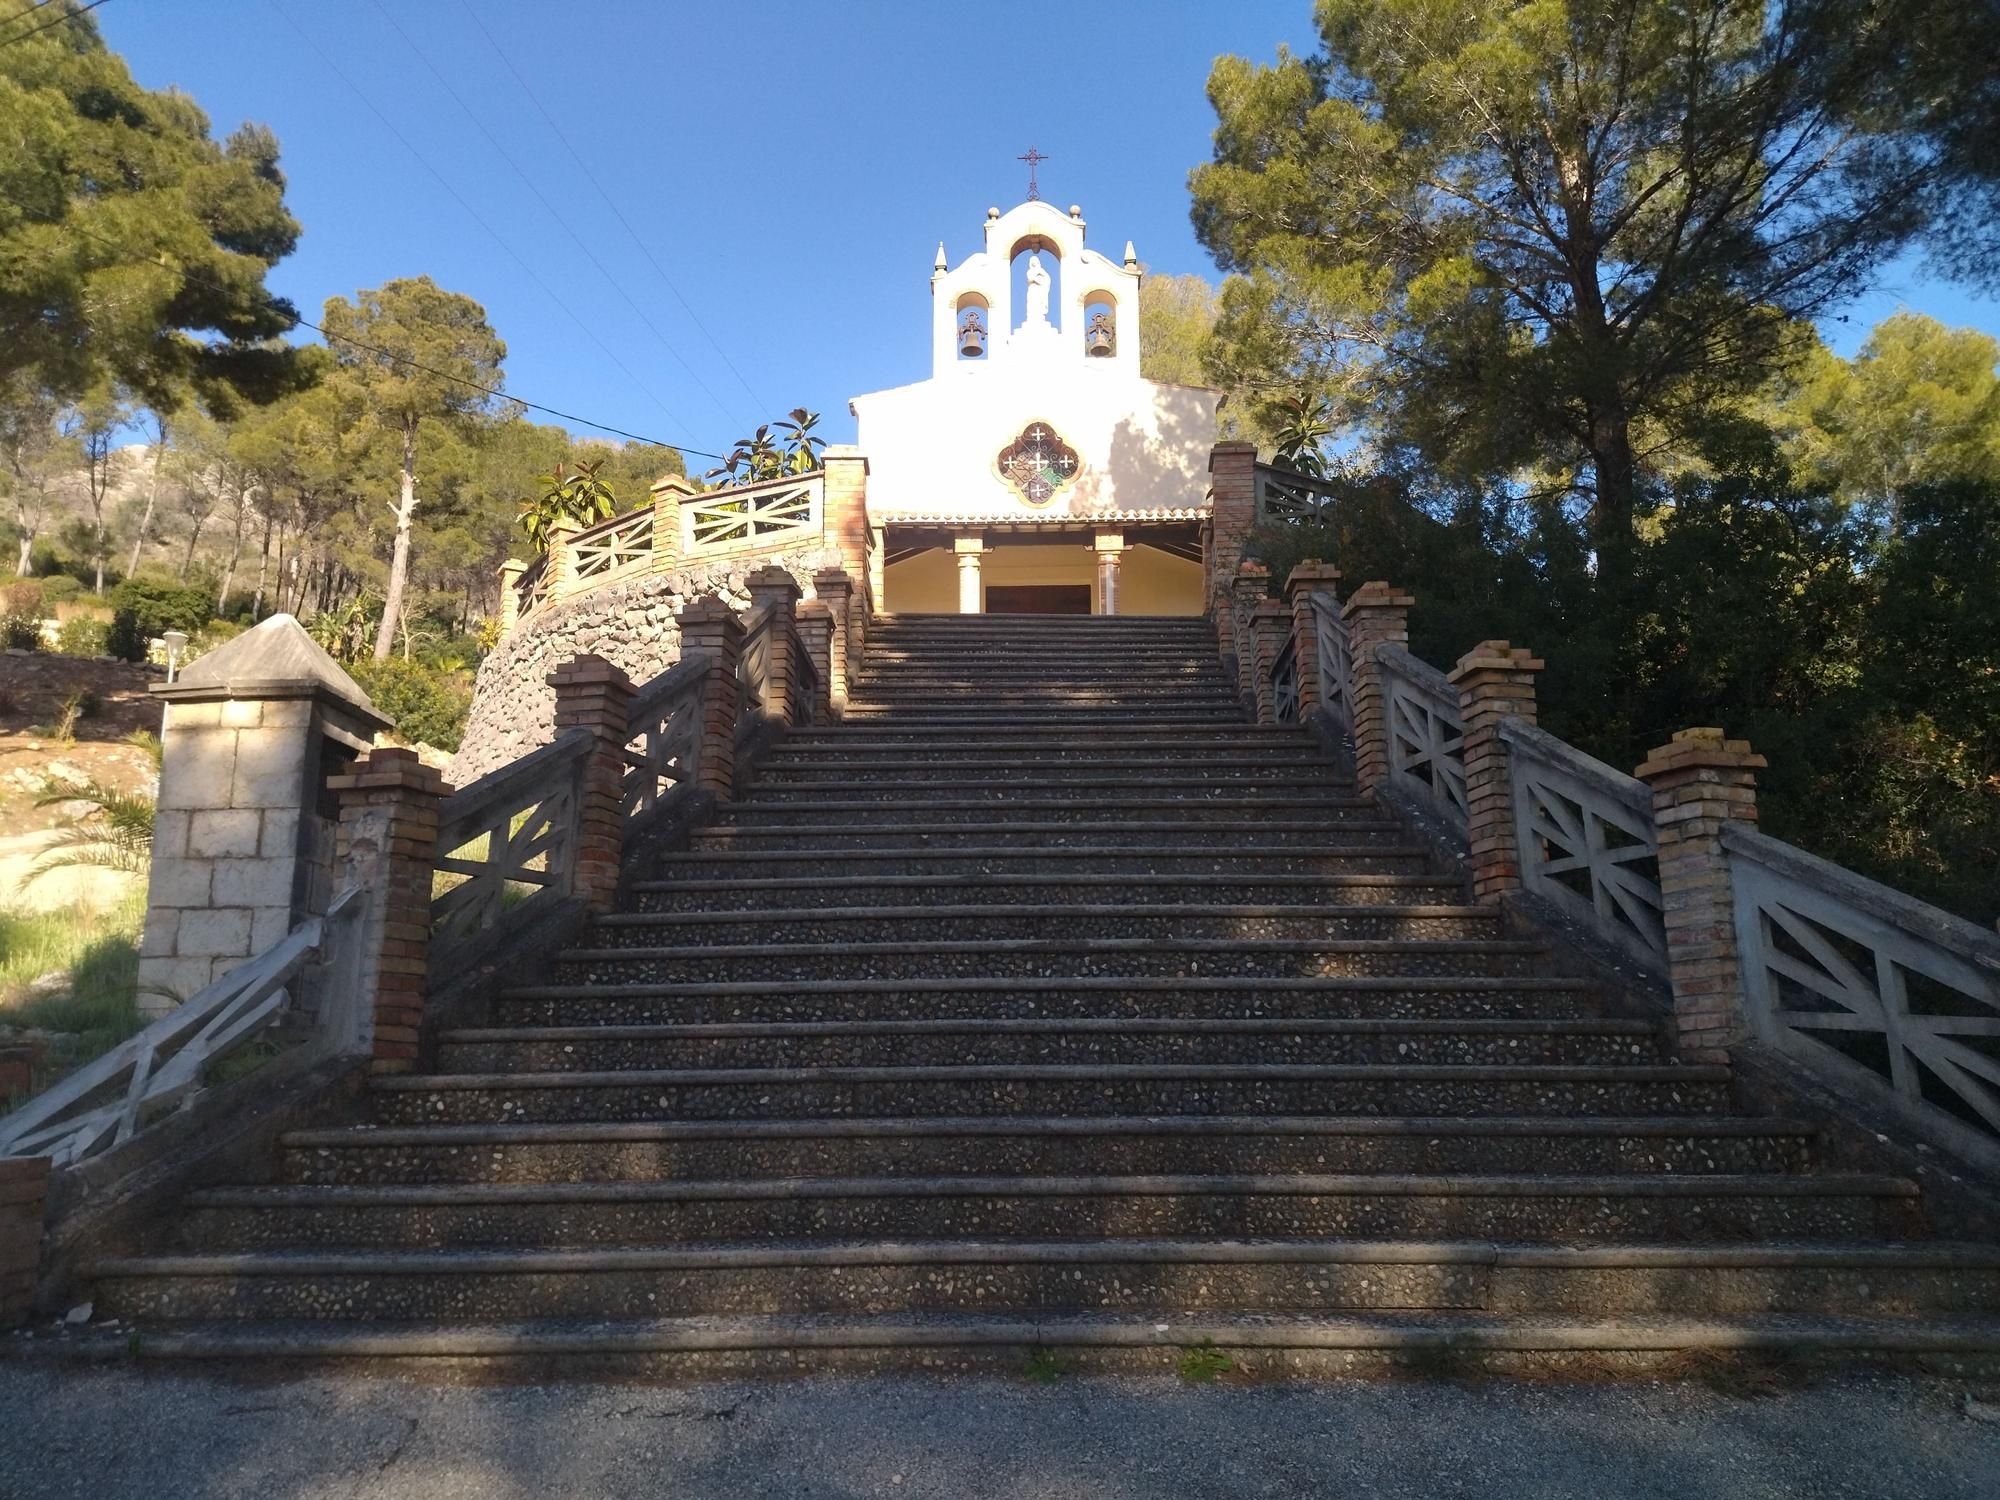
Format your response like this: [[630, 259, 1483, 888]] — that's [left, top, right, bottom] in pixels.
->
[[996, 422, 1080, 505]]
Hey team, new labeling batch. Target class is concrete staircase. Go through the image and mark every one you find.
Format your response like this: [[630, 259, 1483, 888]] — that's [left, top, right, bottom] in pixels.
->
[[85, 614, 2000, 1375]]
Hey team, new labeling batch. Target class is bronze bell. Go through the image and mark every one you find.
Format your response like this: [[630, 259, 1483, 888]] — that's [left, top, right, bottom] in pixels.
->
[[1086, 310, 1115, 357], [958, 313, 987, 358]]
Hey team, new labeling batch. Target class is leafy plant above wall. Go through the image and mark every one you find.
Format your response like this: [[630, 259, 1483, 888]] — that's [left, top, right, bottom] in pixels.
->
[[704, 409, 826, 487]]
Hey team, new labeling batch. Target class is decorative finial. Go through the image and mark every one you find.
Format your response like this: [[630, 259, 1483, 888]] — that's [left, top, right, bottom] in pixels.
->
[[1068, 204, 1083, 220], [986, 206, 1001, 221], [934, 241, 947, 273], [1017, 146, 1050, 201], [1123, 240, 1138, 268]]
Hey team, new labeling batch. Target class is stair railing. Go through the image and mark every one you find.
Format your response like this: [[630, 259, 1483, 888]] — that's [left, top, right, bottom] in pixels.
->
[[1308, 591, 1355, 738], [1374, 644, 1470, 835]]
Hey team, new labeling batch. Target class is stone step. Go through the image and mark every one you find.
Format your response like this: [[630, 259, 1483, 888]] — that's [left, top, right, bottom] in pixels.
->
[[780, 729, 1314, 749], [159, 1171, 1918, 1260], [279, 1115, 1820, 1187], [649, 845, 1447, 880], [731, 783, 1362, 810], [756, 747, 1332, 770], [582, 904, 1504, 950], [851, 667, 1232, 684], [626, 874, 1469, 914], [367, 1062, 1737, 1126], [551, 937, 1554, 987], [492, 974, 1603, 1027], [696, 816, 1432, 852], [751, 763, 1342, 786], [47, 1309, 2000, 1379], [834, 710, 1251, 727], [436, 1016, 1659, 1074], [92, 1236, 1994, 1327]]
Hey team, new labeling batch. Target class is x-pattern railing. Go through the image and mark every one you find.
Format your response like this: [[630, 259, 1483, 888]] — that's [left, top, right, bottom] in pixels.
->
[[683, 474, 821, 555], [1254, 463, 1339, 522], [570, 507, 655, 586], [430, 734, 589, 961], [620, 655, 708, 821], [1308, 592, 1353, 734], [1378, 646, 1468, 830], [1271, 631, 1300, 723]]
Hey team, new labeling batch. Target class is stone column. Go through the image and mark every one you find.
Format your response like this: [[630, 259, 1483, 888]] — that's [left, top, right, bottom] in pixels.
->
[[954, 534, 984, 614], [649, 473, 698, 575], [675, 596, 746, 798], [1094, 531, 1125, 616], [549, 655, 637, 913], [794, 600, 834, 725], [1635, 728, 1767, 1063], [546, 520, 581, 601], [1250, 599, 1291, 725], [496, 559, 524, 639], [328, 747, 447, 1075], [821, 446, 871, 589], [746, 564, 803, 725], [1284, 560, 1341, 715], [0, 1155, 49, 1329], [1342, 581, 1415, 798], [1228, 562, 1270, 710], [140, 615, 388, 1017], [1449, 641, 1544, 905], [812, 568, 856, 715], [1207, 441, 1257, 604]]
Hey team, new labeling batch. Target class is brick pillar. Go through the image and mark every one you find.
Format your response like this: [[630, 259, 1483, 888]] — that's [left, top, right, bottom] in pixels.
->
[[0, 1155, 49, 1329], [548, 655, 636, 913], [1207, 441, 1257, 603], [328, 747, 447, 1075], [794, 600, 834, 724], [1250, 599, 1291, 725], [812, 568, 855, 715], [1228, 562, 1269, 710], [821, 446, 870, 590], [497, 559, 524, 638], [1449, 641, 1544, 905], [1284, 560, 1341, 714], [1636, 728, 1767, 1063], [675, 596, 746, 797], [746, 565, 802, 725], [1342, 581, 1415, 797], [649, 473, 697, 575]]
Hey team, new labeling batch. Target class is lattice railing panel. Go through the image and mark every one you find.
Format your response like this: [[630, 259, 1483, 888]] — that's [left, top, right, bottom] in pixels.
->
[[1501, 720, 1665, 969], [570, 507, 655, 585], [515, 556, 551, 617], [1271, 632, 1300, 724], [1254, 464, 1339, 523], [1379, 648, 1468, 830], [431, 734, 589, 958], [788, 622, 821, 727], [1729, 825, 2000, 1165], [1308, 593, 1353, 734], [620, 656, 707, 821], [683, 475, 822, 555]]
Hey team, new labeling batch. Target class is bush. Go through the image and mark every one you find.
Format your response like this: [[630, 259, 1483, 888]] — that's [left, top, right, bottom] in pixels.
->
[[1, 615, 43, 650], [39, 575, 83, 606], [105, 609, 147, 662], [107, 575, 212, 638], [347, 657, 473, 751], [57, 617, 109, 657], [3, 579, 45, 619]]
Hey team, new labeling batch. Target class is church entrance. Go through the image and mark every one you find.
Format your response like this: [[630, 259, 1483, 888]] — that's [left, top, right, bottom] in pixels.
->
[[985, 584, 1091, 615]]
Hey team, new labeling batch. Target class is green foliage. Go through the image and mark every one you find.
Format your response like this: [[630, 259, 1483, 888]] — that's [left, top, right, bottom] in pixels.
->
[[519, 459, 617, 551], [30, 772, 156, 881], [1177, 1339, 1234, 1383], [1270, 392, 1336, 478], [108, 575, 213, 637], [56, 616, 107, 656], [1023, 1346, 1072, 1383], [4, 580, 44, 618], [0, 615, 40, 650], [0, 894, 146, 1093], [38, 574, 81, 606], [104, 610, 146, 663], [706, 409, 825, 486], [347, 657, 472, 751]]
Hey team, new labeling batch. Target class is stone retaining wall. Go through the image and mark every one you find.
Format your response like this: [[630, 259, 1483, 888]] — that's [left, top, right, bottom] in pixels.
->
[[452, 548, 838, 785]]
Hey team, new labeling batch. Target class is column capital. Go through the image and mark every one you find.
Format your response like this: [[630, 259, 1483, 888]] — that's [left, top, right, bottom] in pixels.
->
[[953, 533, 985, 556]]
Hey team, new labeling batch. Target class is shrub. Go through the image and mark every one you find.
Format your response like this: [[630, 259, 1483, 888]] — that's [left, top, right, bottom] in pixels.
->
[[57, 617, 109, 657], [3, 579, 45, 618], [347, 657, 473, 751], [105, 609, 147, 662], [39, 575, 83, 606], [1, 615, 43, 650], [107, 575, 212, 638]]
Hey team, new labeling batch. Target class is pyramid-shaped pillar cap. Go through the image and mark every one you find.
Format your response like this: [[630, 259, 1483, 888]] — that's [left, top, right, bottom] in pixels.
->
[[152, 613, 391, 732]]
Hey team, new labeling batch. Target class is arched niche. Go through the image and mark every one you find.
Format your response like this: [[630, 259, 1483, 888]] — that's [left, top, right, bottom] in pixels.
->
[[1080, 289, 1119, 358], [1008, 234, 1063, 335], [954, 291, 990, 360]]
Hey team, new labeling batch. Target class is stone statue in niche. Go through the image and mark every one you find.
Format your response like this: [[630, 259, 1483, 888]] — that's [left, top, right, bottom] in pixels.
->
[[1024, 252, 1051, 326]]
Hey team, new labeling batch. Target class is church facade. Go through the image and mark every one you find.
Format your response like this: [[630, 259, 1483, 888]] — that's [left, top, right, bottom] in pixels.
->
[[851, 197, 1219, 615]]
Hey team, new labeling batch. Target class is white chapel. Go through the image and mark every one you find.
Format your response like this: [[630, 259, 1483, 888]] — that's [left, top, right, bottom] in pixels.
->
[[851, 195, 1219, 614]]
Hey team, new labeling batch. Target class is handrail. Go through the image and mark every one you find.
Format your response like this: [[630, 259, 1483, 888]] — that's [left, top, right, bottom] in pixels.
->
[[621, 652, 711, 823], [787, 618, 821, 726], [1254, 462, 1340, 522], [682, 472, 822, 557], [1271, 628, 1300, 724], [1375, 644, 1469, 831], [1307, 591, 1354, 735], [0, 889, 365, 1167]]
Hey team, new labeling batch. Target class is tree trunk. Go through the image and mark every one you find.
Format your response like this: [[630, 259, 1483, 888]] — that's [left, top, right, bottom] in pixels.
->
[[92, 518, 105, 594], [217, 490, 248, 615], [372, 418, 418, 662], [14, 532, 30, 577], [1586, 399, 1639, 596], [127, 419, 167, 584], [253, 510, 274, 619], [178, 519, 204, 582]]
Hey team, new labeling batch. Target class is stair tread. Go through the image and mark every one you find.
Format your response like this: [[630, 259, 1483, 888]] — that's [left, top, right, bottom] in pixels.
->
[[593, 903, 1492, 925], [559, 937, 1548, 960], [628, 874, 1463, 891], [501, 974, 1596, 999], [444, 1017, 1650, 1043]]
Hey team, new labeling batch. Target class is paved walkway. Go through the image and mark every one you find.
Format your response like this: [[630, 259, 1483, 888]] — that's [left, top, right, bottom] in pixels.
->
[[1, 1365, 1996, 1498]]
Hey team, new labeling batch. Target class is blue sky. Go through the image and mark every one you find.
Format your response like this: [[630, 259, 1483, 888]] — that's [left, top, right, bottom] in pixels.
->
[[105, 1, 1993, 463]]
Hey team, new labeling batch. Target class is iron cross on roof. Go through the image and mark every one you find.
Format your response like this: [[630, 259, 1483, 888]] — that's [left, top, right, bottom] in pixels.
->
[[1018, 146, 1050, 201]]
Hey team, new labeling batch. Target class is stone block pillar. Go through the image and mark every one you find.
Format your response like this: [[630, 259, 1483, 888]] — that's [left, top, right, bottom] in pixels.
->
[[1449, 641, 1544, 905], [1284, 561, 1341, 715], [746, 565, 803, 725], [546, 520, 581, 601], [1228, 563, 1270, 709], [812, 568, 856, 715], [328, 747, 447, 1075], [821, 446, 871, 592], [1342, 581, 1415, 797], [1094, 531, 1125, 616], [1250, 599, 1291, 725], [140, 616, 388, 1017], [1207, 441, 1258, 603], [954, 534, 985, 614], [497, 559, 524, 639], [795, 600, 835, 724], [549, 656, 636, 913], [649, 473, 698, 575], [0, 1155, 49, 1329], [1636, 728, 1767, 1063], [676, 596, 746, 798]]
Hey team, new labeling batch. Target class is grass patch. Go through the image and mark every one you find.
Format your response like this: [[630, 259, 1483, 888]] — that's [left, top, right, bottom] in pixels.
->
[[0, 893, 146, 1104]]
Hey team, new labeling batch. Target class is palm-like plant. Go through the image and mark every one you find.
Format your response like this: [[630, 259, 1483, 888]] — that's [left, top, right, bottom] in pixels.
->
[[307, 596, 376, 663], [30, 773, 156, 882], [519, 459, 618, 550], [1270, 392, 1336, 479], [705, 416, 816, 487], [775, 408, 826, 475]]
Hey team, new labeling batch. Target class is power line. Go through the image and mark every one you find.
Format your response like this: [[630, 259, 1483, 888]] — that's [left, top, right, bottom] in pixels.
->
[[455, 0, 771, 419], [42, 215, 729, 460], [366, 0, 752, 432], [0, 0, 110, 48], [265, 0, 707, 450]]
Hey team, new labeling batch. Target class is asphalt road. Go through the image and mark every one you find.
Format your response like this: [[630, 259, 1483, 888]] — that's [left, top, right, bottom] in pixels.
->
[[2, 1365, 1997, 1499]]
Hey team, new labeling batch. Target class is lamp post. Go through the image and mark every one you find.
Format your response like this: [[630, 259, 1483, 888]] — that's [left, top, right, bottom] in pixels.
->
[[162, 629, 188, 684]]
